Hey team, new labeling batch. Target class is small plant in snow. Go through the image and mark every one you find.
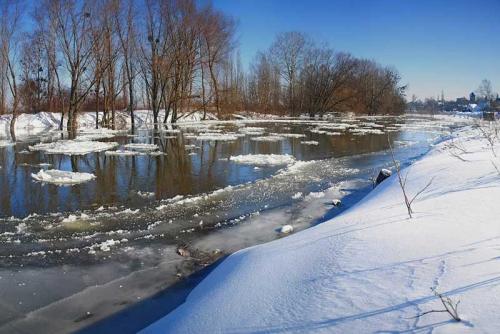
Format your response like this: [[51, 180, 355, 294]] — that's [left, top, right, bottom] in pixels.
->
[[411, 288, 461, 322], [388, 136, 434, 219], [443, 134, 470, 162], [475, 120, 499, 157]]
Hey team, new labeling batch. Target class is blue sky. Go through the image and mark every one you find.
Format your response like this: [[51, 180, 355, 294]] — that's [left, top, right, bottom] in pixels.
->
[[213, 0, 500, 100]]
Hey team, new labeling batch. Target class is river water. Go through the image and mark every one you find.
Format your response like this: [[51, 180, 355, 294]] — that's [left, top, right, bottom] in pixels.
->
[[0, 114, 471, 333]]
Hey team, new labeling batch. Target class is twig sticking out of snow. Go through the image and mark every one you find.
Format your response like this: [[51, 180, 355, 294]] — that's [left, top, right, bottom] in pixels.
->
[[388, 135, 434, 219], [410, 288, 461, 322]]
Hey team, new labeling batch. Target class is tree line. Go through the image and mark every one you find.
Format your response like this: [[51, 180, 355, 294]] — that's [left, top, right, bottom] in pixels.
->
[[0, 0, 407, 137]]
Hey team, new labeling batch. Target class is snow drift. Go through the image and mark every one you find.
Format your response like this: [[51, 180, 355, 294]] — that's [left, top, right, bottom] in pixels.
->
[[142, 127, 500, 333]]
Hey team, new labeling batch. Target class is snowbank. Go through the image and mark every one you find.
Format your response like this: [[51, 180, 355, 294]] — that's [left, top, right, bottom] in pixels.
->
[[143, 127, 500, 333], [229, 154, 296, 166], [31, 169, 96, 185]]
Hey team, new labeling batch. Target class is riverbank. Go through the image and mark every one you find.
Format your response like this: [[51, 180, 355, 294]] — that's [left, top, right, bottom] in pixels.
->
[[142, 125, 500, 333]]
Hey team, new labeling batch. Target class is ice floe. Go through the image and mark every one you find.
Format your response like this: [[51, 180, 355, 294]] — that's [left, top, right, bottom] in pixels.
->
[[29, 140, 118, 155], [229, 154, 296, 166], [31, 169, 96, 185]]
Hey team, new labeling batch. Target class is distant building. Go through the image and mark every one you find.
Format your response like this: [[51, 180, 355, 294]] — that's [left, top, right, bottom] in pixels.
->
[[469, 92, 476, 103]]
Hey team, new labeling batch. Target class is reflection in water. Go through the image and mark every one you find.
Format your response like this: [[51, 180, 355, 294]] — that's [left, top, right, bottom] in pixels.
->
[[2, 120, 420, 217]]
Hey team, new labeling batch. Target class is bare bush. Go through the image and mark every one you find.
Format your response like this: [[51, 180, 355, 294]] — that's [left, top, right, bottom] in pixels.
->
[[476, 120, 499, 157], [388, 136, 434, 219]]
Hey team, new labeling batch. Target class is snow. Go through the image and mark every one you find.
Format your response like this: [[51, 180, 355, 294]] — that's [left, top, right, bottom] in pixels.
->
[[31, 169, 96, 185], [229, 154, 296, 166], [142, 126, 500, 334], [29, 140, 118, 155]]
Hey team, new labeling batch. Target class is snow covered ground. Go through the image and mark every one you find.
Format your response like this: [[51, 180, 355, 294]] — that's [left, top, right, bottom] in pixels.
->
[[142, 126, 500, 333], [0, 110, 217, 139]]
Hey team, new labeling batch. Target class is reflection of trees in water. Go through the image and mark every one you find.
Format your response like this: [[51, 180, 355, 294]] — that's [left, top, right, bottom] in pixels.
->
[[0, 119, 430, 217]]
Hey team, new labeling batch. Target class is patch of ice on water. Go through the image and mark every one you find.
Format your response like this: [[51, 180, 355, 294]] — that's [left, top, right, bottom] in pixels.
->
[[301, 140, 319, 145], [305, 191, 325, 200], [162, 129, 181, 134], [123, 143, 159, 152], [118, 208, 140, 215], [195, 133, 239, 141], [229, 154, 296, 166], [137, 191, 155, 198], [16, 223, 27, 234], [292, 192, 303, 199], [270, 132, 306, 138], [250, 135, 285, 142], [105, 150, 143, 156], [350, 128, 385, 135], [61, 213, 90, 223], [31, 169, 96, 185], [29, 140, 118, 155], [88, 239, 125, 254]]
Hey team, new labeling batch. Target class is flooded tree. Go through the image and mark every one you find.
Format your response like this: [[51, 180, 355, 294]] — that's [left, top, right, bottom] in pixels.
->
[[0, 0, 22, 139]]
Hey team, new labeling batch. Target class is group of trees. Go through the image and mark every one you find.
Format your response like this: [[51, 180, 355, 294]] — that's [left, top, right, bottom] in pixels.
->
[[0, 0, 236, 135], [245, 32, 407, 117], [0, 1, 407, 137]]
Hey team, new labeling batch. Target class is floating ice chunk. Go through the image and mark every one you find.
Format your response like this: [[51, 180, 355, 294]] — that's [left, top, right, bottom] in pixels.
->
[[350, 128, 385, 135], [16, 223, 27, 234], [305, 191, 325, 200], [75, 133, 116, 141], [61, 213, 89, 223], [29, 140, 118, 155], [292, 192, 303, 199], [137, 191, 155, 198], [301, 140, 319, 145], [118, 208, 140, 215], [196, 133, 239, 141], [250, 136, 285, 142], [105, 150, 142, 156], [279, 225, 294, 234], [270, 133, 306, 138], [149, 151, 167, 156], [31, 169, 96, 185], [229, 154, 296, 166], [123, 143, 159, 152]]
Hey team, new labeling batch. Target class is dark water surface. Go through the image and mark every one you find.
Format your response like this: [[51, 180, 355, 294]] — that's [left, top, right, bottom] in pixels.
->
[[0, 115, 471, 333]]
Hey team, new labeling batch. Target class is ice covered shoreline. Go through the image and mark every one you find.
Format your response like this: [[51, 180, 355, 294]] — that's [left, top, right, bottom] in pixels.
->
[[142, 126, 500, 333]]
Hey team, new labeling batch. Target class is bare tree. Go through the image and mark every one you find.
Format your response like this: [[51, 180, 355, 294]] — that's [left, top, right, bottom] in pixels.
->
[[199, 5, 235, 118], [269, 31, 310, 116], [0, 0, 23, 139], [115, 0, 138, 129], [477, 79, 495, 101], [47, 0, 104, 135]]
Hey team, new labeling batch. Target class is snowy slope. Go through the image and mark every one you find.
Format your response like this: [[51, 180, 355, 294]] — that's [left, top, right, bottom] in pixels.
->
[[142, 127, 500, 333]]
